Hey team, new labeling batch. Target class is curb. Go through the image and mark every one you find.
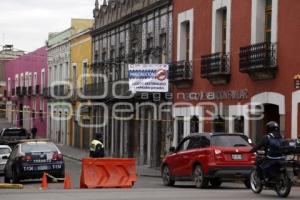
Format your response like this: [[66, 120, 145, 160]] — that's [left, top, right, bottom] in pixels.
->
[[0, 183, 23, 189]]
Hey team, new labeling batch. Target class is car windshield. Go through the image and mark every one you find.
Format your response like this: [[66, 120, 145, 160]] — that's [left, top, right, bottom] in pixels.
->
[[2, 129, 26, 137], [0, 148, 11, 154], [21, 143, 58, 153], [211, 135, 250, 147]]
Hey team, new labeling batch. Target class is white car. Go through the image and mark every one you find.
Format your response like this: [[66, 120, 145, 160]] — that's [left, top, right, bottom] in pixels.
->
[[0, 145, 12, 175]]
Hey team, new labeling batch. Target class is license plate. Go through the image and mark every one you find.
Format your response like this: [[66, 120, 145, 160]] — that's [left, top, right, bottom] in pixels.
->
[[37, 165, 48, 171], [232, 154, 242, 160]]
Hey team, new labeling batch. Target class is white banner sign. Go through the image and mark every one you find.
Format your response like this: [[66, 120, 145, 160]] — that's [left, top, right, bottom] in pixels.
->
[[128, 64, 169, 93]]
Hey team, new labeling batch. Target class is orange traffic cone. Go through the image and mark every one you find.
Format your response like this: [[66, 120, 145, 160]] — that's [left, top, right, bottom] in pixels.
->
[[41, 173, 48, 189], [64, 174, 72, 189]]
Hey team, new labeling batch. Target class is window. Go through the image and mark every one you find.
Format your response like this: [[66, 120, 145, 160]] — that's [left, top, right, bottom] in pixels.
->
[[49, 67, 52, 83], [221, 8, 227, 53], [28, 72, 31, 87], [20, 73, 24, 87], [33, 73, 37, 87], [265, 0, 272, 42], [185, 22, 190, 61], [177, 138, 190, 152], [146, 36, 154, 63], [251, 0, 278, 44], [41, 69, 45, 90], [159, 33, 167, 64], [15, 74, 19, 88], [72, 64, 77, 89], [83, 62, 88, 88], [212, 0, 231, 53], [177, 9, 193, 61], [187, 136, 210, 150], [7, 78, 11, 96]]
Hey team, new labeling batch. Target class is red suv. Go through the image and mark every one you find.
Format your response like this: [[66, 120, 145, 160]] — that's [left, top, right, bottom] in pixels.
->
[[161, 133, 255, 188]]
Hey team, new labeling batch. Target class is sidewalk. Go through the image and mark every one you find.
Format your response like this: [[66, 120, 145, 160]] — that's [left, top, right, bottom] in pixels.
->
[[56, 144, 161, 178]]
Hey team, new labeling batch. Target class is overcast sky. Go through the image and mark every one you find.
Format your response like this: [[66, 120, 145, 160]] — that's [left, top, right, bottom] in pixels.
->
[[0, 0, 96, 52]]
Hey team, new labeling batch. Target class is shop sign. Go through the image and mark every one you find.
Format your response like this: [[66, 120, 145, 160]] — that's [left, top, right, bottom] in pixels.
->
[[294, 74, 300, 90], [177, 89, 248, 101], [128, 64, 169, 93]]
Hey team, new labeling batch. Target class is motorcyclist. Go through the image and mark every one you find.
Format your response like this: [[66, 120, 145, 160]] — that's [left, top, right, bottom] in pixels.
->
[[251, 121, 284, 179]]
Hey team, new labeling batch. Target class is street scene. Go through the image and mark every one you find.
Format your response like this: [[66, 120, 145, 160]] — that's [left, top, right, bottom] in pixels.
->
[[1, 0, 300, 199]]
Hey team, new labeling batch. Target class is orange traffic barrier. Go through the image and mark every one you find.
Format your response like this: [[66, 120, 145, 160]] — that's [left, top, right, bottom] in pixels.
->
[[80, 158, 137, 188], [41, 173, 48, 189], [64, 174, 72, 189]]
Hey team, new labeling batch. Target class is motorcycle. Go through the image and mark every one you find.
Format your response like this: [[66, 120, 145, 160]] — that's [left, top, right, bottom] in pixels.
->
[[250, 139, 300, 198]]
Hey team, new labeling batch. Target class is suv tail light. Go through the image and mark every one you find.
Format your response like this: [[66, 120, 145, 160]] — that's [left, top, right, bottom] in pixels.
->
[[21, 155, 32, 161], [214, 149, 224, 160], [52, 152, 63, 161]]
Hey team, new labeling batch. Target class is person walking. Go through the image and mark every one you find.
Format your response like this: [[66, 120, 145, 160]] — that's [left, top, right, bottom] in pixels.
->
[[89, 133, 104, 158]]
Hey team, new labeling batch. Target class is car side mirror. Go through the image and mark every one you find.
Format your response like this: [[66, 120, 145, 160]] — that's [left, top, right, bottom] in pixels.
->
[[2, 156, 8, 159], [169, 146, 176, 153]]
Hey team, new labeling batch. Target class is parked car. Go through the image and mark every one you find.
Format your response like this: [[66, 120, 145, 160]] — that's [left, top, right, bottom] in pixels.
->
[[0, 128, 31, 147], [0, 145, 12, 176], [161, 133, 255, 188], [4, 140, 65, 183]]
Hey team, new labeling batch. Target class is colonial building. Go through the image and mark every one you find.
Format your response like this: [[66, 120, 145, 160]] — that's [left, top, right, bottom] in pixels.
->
[[47, 19, 93, 145], [69, 27, 93, 149], [5, 47, 48, 138], [172, 0, 300, 146], [0, 45, 24, 118], [90, 0, 173, 167]]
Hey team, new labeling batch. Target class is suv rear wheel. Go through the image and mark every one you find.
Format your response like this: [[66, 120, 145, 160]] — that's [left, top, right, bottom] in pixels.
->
[[193, 165, 208, 188], [162, 165, 175, 186]]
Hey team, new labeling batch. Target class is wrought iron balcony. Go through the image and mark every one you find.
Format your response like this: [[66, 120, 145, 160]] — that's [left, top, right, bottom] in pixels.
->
[[169, 60, 193, 87], [201, 52, 231, 85], [84, 79, 130, 101], [21, 86, 27, 96], [16, 87, 21, 96], [35, 85, 40, 95], [27, 86, 32, 96], [239, 42, 277, 80], [42, 87, 49, 98]]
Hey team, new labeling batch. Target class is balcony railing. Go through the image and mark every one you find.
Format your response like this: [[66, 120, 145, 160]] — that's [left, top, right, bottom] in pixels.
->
[[42, 87, 49, 98], [27, 86, 32, 96], [84, 79, 130, 100], [35, 85, 40, 95], [201, 52, 230, 85], [169, 60, 193, 82], [239, 42, 277, 80], [16, 86, 21, 96], [21, 86, 27, 96]]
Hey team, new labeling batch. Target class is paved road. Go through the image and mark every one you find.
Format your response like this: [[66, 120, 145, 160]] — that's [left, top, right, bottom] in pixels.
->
[[1, 187, 300, 200]]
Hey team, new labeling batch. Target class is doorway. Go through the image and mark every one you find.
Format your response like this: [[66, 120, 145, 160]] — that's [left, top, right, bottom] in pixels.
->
[[253, 103, 280, 144]]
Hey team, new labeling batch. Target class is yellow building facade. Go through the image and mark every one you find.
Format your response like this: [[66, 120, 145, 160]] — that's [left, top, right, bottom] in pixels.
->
[[69, 28, 93, 149]]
